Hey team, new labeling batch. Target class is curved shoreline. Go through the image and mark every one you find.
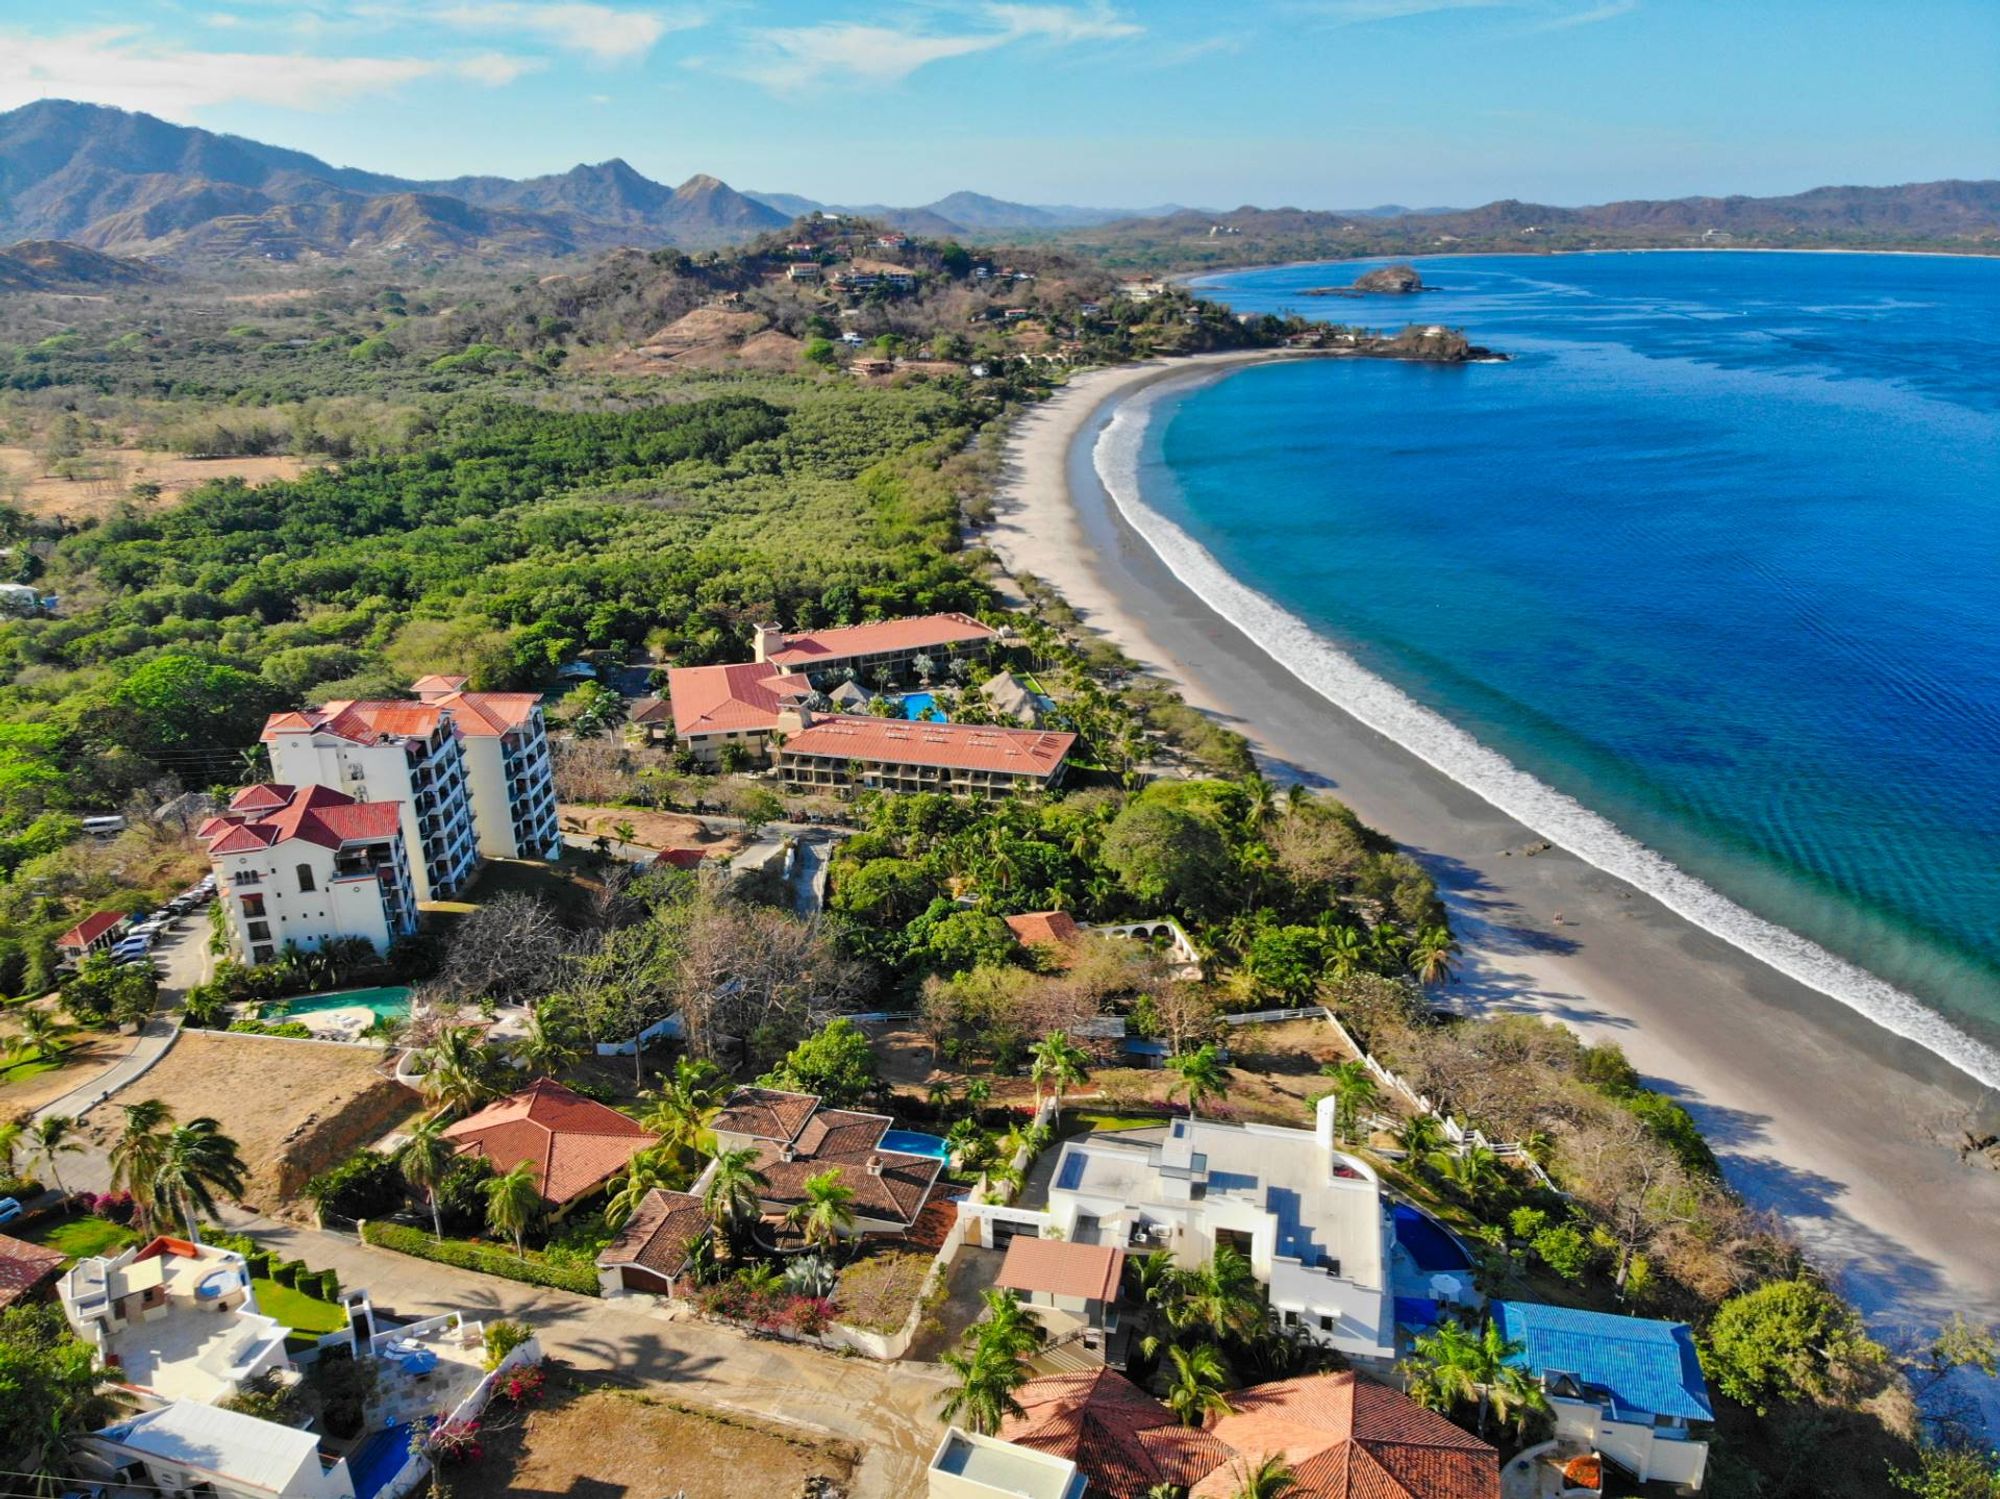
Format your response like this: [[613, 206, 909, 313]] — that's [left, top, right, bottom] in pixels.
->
[[982, 352, 2000, 1332]]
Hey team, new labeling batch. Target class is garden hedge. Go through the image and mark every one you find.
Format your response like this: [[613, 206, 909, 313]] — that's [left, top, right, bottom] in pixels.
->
[[361, 1220, 600, 1296]]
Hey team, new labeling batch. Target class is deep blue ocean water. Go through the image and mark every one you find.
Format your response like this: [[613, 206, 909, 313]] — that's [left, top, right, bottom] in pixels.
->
[[1130, 252, 2000, 1074]]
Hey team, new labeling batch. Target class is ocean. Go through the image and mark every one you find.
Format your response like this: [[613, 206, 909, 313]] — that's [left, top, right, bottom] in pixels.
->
[[1099, 251, 2000, 1086]]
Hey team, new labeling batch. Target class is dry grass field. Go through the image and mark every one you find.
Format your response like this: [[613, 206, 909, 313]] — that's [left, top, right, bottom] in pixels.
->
[[0, 446, 307, 521]]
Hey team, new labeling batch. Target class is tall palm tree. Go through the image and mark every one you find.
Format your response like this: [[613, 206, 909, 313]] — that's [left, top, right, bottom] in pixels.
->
[[604, 1147, 690, 1231], [1439, 1144, 1505, 1204], [1319, 1060, 1380, 1145], [1174, 1246, 1264, 1344], [1229, 1454, 1297, 1499], [701, 1147, 770, 1244], [417, 1026, 495, 1116], [937, 1339, 1030, 1436], [1409, 925, 1460, 987], [785, 1168, 858, 1251], [639, 1055, 728, 1160], [1396, 1115, 1448, 1174], [1488, 1351, 1551, 1441], [484, 1161, 545, 1259], [1407, 1318, 1519, 1431], [1029, 1031, 1089, 1115], [10, 1005, 74, 1059], [399, 1118, 455, 1240], [1165, 1343, 1234, 1425], [1131, 1248, 1181, 1312], [152, 1118, 249, 1241], [1241, 772, 1278, 832], [109, 1099, 174, 1227], [1324, 926, 1368, 983], [510, 1005, 580, 1079], [975, 1288, 1045, 1359], [29, 1115, 82, 1197], [1165, 1045, 1230, 1119]]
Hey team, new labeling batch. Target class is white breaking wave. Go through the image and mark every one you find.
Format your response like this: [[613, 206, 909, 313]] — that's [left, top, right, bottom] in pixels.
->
[[1093, 392, 2000, 1093]]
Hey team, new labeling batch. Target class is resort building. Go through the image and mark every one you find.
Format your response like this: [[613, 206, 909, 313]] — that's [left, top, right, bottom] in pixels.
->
[[627, 695, 675, 743], [1039, 1097, 1395, 1362], [262, 700, 478, 902], [60, 1236, 291, 1404], [81, 1400, 359, 1499], [595, 1187, 711, 1299], [927, 1427, 1085, 1499], [443, 1079, 658, 1216], [664, 660, 812, 765], [199, 785, 418, 966], [751, 612, 999, 683], [709, 1086, 946, 1236], [773, 715, 1076, 800], [410, 677, 561, 861], [1492, 1301, 1713, 1490], [55, 909, 130, 960]]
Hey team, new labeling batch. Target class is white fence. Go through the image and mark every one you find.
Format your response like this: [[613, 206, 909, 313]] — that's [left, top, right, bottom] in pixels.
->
[[377, 1334, 544, 1499]]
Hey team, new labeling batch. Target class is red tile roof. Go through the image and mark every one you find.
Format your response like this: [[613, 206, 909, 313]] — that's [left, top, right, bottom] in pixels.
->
[[712, 1087, 822, 1145], [199, 784, 404, 855], [761, 612, 997, 669], [749, 1107, 943, 1228], [1002, 1370, 1235, 1499], [997, 1238, 1125, 1304], [595, 1188, 709, 1280], [1191, 1372, 1498, 1499], [260, 700, 445, 746], [780, 720, 1075, 778], [56, 910, 127, 951], [653, 848, 708, 871], [410, 674, 470, 698], [430, 691, 543, 737], [666, 662, 805, 739], [1004, 911, 1082, 949], [442, 1079, 658, 1207], [0, 1233, 65, 1308], [628, 697, 674, 725]]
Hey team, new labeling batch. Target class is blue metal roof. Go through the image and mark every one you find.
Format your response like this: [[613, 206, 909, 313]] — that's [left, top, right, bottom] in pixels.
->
[[1495, 1300, 1714, 1422]]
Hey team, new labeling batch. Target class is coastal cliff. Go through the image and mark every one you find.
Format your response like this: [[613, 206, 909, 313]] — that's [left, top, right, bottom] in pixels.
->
[[1299, 262, 1430, 297]]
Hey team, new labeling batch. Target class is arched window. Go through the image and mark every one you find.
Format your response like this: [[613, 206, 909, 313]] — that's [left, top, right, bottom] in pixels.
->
[[296, 863, 316, 893]]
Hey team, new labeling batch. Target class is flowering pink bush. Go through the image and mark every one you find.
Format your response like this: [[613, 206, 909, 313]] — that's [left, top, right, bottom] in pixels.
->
[[496, 1365, 546, 1404], [426, 1417, 483, 1464]]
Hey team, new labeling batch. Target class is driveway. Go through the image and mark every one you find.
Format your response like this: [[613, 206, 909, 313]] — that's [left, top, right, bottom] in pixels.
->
[[905, 1245, 1005, 1363]]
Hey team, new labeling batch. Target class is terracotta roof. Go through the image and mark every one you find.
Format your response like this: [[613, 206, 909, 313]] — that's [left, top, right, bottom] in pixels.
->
[[410, 674, 470, 698], [666, 662, 804, 739], [1002, 1370, 1235, 1499], [1005, 911, 1082, 949], [0, 1233, 65, 1308], [748, 1106, 943, 1228], [780, 720, 1075, 778], [653, 848, 708, 871], [596, 1188, 708, 1280], [762, 612, 997, 668], [431, 691, 542, 737], [997, 1238, 1125, 1303], [1190, 1372, 1498, 1499], [712, 1086, 821, 1145], [199, 784, 404, 855], [442, 1079, 658, 1207], [57, 910, 127, 951], [260, 700, 445, 746], [628, 696, 674, 725]]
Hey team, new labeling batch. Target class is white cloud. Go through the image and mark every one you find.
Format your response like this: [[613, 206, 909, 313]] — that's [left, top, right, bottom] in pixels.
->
[[1297, 0, 1503, 22], [455, 50, 544, 84], [431, 2, 701, 63], [722, 2, 1141, 93], [1525, 0, 1639, 30], [0, 26, 519, 118]]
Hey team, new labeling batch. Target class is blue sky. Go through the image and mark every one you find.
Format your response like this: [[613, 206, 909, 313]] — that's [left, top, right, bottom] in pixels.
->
[[1, 1, 1993, 208]]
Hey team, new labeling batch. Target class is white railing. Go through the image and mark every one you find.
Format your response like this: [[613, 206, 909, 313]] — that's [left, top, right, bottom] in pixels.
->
[[377, 1334, 543, 1499]]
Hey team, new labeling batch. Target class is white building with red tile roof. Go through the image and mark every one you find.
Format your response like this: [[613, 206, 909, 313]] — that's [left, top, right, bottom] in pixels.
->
[[707, 1086, 944, 1236], [663, 661, 812, 765], [443, 1079, 658, 1214], [55, 909, 130, 957], [752, 612, 999, 680], [774, 715, 1075, 799], [198, 785, 417, 965], [410, 679, 560, 860]]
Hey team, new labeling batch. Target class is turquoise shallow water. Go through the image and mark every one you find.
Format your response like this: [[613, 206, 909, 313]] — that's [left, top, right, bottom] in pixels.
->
[[274, 985, 414, 1020], [1136, 252, 2000, 1075]]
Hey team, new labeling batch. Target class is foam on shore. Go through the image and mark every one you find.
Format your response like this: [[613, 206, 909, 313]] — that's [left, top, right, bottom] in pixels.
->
[[1093, 385, 2000, 1093]]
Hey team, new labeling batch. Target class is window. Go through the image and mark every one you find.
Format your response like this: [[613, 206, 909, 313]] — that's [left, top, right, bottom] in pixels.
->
[[296, 863, 316, 892], [246, 922, 271, 943], [252, 945, 275, 963], [1283, 1310, 1299, 1328], [1319, 1315, 1334, 1333]]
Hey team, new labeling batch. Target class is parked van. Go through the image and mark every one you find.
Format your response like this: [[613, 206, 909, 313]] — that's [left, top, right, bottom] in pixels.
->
[[81, 815, 127, 837]]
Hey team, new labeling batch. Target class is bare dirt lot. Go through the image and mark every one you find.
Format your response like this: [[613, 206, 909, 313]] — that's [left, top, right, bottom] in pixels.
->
[[75, 1030, 420, 1210], [461, 1383, 859, 1499], [558, 804, 746, 861], [0, 446, 308, 522]]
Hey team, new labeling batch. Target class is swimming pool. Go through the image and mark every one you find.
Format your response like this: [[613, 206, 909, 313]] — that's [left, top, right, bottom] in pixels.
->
[[899, 693, 949, 722], [347, 1423, 414, 1499], [1392, 1202, 1472, 1273], [881, 1128, 950, 1158], [272, 985, 414, 1022]]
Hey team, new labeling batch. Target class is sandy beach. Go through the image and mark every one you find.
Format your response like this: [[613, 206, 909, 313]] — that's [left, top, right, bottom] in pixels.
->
[[983, 352, 2000, 1335]]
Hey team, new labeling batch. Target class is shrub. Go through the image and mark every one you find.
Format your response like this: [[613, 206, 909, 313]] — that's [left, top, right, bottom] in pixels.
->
[[425, 1416, 483, 1464], [434, 1157, 496, 1236], [85, 1191, 136, 1225], [304, 1151, 408, 1222], [495, 1364, 546, 1404], [246, 1251, 273, 1278], [482, 1319, 535, 1371], [1705, 1278, 1884, 1414], [360, 1221, 600, 1296], [272, 1259, 302, 1288], [1531, 1224, 1596, 1282]]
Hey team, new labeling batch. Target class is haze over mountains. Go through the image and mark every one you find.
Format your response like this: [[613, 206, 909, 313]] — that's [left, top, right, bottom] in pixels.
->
[[1, 99, 1995, 276]]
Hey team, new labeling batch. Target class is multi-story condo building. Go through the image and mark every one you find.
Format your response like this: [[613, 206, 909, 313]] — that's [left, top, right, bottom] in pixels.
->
[[411, 676, 561, 860], [199, 785, 418, 965], [261, 699, 480, 901], [751, 611, 1000, 683], [771, 709, 1076, 800]]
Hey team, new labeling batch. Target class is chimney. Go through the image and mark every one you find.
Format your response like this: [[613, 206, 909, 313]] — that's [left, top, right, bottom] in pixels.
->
[[1315, 1093, 1340, 1153], [866, 1155, 885, 1177], [774, 704, 811, 737], [752, 623, 783, 664]]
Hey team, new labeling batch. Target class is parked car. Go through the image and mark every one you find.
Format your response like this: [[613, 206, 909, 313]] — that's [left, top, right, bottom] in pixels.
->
[[0, 1199, 23, 1225]]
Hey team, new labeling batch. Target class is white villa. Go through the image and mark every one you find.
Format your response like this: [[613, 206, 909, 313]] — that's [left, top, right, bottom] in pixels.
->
[[60, 1236, 292, 1404], [1035, 1097, 1395, 1362], [80, 1400, 358, 1499], [927, 1427, 1085, 1499]]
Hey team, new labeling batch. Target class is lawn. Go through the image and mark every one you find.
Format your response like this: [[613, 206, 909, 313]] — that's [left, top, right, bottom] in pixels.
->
[[251, 1275, 348, 1351], [1063, 1108, 1168, 1134], [21, 1214, 141, 1263]]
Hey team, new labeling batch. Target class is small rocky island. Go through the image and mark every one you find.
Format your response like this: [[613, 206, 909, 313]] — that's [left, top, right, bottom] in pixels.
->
[[1300, 262, 1430, 297]]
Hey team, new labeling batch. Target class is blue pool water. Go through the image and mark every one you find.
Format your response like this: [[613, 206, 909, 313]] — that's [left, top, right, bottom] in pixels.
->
[[1110, 251, 2000, 1083], [347, 1422, 413, 1499], [1393, 1203, 1472, 1274], [272, 986, 414, 1021], [881, 1128, 951, 1158], [900, 693, 948, 722]]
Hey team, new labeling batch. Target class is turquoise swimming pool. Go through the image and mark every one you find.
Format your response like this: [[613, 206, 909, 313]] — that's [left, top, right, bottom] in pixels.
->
[[899, 693, 948, 722], [881, 1128, 950, 1158], [272, 985, 414, 1021]]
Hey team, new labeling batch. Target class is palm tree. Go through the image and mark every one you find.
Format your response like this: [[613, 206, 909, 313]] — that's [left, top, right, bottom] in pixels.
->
[[152, 1118, 250, 1240], [604, 1147, 689, 1230], [785, 1168, 858, 1251], [1241, 771, 1278, 831], [1228, 1454, 1297, 1499], [1439, 1144, 1505, 1204], [639, 1056, 728, 1159], [925, 1078, 956, 1111], [1319, 1060, 1380, 1145], [937, 1339, 1030, 1436], [963, 1078, 992, 1110], [1165, 1044, 1230, 1119], [1395, 1115, 1448, 1173], [975, 1288, 1045, 1359], [1324, 926, 1368, 983], [1165, 1343, 1234, 1425], [29, 1115, 82, 1197], [0, 1120, 22, 1178], [109, 1099, 174, 1227], [1488, 1351, 1551, 1441], [416, 1026, 495, 1115], [611, 819, 638, 848], [484, 1160, 544, 1259], [10, 1005, 74, 1059], [701, 1146, 770, 1244], [510, 1005, 580, 1078], [1131, 1248, 1181, 1312], [1174, 1246, 1264, 1344], [399, 1118, 455, 1240], [1029, 1031, 1089, 1116], [1406, 1317, 1534, 1437], [1409, 925, 1460, 987]]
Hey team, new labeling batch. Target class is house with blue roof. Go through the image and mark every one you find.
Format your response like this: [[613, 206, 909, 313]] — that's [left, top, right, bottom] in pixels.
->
[[1494, 1300, 1714, 1491]]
